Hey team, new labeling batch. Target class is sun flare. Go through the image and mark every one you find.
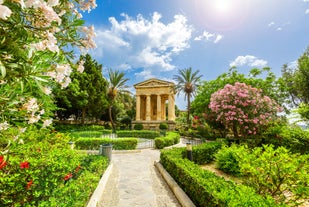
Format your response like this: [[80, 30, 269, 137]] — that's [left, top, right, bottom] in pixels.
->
[[214, 0, 231, 13]]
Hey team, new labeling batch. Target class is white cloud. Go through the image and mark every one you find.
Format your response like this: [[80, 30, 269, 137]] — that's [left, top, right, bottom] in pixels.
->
[[134, 70, 155, 80], [304, 0, 309, 2], [214, 34, 223, 43], [268, 21, 275, 27], [92, 12, 193, 79], [194, 31, 223, 43], [306, 9, 309, 14], [267, 21, 290, 31], [230, 55, 268, 68]]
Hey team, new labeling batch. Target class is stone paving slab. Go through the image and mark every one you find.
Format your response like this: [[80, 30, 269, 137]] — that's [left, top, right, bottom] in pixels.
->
[[98, 149, 180, 207]]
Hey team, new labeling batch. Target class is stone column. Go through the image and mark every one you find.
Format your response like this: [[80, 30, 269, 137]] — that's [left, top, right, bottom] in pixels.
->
[[136, 95, 141, 121], [146, 95, 151, 121], [162, 98, 166, 120], [168, 94, 175, 121], [157, 95, 161, 121]]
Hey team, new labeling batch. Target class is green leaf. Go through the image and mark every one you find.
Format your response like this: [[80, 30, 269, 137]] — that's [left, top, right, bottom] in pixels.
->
[[0, 61, 6, 78]]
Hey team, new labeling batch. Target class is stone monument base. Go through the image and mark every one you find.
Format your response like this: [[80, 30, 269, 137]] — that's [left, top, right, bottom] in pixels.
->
[[132, 121, 176, 130]]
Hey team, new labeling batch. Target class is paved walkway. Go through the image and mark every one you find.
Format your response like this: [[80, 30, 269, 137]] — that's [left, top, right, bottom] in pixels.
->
[[98, 149, 181, 207]]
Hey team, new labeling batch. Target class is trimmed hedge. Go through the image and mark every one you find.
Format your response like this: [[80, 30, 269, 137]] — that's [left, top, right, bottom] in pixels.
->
[[74, 138, 138, 150], [54, 124, 106, 132], [116, 130, 160, 139], [69, 130, 112, 139], [154, 132, 180, 149], [160, 148, 279, 207], [182, 141, 223, 164]]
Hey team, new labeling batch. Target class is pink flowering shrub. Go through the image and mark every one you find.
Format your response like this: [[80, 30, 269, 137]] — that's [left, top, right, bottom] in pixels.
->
[[209, 82, 282, 138]]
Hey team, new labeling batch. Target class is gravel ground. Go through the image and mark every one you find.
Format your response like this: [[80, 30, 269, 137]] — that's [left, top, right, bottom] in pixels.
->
[[98, 149, 180, 207]]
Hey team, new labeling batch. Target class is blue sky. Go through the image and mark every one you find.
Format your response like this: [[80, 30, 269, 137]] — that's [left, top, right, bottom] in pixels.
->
[[82, 0, 309, 109]]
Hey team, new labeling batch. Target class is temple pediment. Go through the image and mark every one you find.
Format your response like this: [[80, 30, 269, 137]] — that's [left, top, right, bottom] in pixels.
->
[[134, 78, 175, 88]]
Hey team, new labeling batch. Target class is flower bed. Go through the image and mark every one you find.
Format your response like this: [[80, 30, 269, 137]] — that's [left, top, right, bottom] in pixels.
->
[[0, 128, 109, 206]]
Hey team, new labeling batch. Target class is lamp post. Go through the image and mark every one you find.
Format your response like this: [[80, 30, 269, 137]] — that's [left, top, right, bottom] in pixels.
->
[[186, 142, 193, 161]]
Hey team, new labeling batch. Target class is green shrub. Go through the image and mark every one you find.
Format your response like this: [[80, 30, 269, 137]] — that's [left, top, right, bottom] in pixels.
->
[[159, 123, 168, 130], [240, 145, 309, 206], [133, 124, 143, 130], [117, 130, 160, 139], [215, 144, 249, 176], [74, 138, 138, 150], [182, 141, 222, 164], [263, 124, 309, 154], [0, 127, 104, 206], [160, 148, 278, 207], [38, 155, 109, 207], [154, 132, 180, 149]]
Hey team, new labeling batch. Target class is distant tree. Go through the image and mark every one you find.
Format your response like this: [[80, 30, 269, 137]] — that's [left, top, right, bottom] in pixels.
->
[[54, 54, 108, 124], [107, 69, 129, 132], [174, 67, 202, 129], [280, 47, 309, 121]]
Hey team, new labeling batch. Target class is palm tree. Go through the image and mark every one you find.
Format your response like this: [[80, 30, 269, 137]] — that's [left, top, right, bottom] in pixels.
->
[[107, 68, 129, 132], [173, 67, 202, 129]]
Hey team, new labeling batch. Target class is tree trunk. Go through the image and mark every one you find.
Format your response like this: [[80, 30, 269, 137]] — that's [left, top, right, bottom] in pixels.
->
[[232, 123, 239, 138], [187, 95, 191, 129], [81, 107, 86, 125], [108, 105, 116, 133]]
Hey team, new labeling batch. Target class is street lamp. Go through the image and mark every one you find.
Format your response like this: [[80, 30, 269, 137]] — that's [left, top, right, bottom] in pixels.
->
[[186, 142, 193, 161]]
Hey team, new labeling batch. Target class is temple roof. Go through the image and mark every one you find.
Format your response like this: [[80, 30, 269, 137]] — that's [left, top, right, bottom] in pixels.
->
[[134, 78, 175, 88]]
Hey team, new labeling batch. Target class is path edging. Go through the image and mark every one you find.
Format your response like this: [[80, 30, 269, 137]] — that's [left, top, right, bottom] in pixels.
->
[[87, 162, 114, 207], [154, 161, 196, 207]]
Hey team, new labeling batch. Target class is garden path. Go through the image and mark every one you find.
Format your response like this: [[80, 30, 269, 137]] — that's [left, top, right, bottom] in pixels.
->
[[97, 149, 181, 207]]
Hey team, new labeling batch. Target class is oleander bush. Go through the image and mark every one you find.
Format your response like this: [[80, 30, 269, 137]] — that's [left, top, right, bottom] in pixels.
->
[[117, 130, 160, 139], [154, 132, 180, 149], [160, 148, 278, 207], [74, 138, 138, 150], [182, 141, 223, 164]]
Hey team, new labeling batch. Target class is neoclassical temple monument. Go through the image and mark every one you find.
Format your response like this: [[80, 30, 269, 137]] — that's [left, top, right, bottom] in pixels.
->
[[132, 78, 176, 130]]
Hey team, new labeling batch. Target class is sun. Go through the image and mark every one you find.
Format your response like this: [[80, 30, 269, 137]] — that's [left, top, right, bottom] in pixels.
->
[[214, 0, 231, 13]]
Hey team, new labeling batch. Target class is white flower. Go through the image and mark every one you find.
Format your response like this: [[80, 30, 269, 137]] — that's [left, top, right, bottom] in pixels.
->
[[42, 119, 53, 128], [0, 121, 9, 131], [43, 87, 52, 95], [77, 60, 85, 73], [48, 0, 59, 7], [23, 98, 39, 113], [28, 114, 40, 124], [0, 3, 12, 20], [24, 0, 42, 9], [20, 127, 27, 133]]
